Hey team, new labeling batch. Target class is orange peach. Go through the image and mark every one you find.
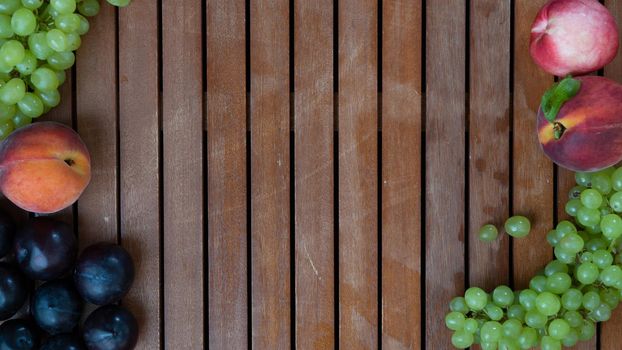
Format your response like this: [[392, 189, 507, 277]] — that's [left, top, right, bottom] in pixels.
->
[[0, 122, 91, 214]]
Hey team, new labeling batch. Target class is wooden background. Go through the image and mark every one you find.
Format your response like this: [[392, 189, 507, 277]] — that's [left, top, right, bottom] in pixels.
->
[[18, 0, 622, 349]]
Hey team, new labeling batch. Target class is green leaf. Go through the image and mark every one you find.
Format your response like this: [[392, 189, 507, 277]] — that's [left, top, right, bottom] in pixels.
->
[[541, 76, 582, 123]]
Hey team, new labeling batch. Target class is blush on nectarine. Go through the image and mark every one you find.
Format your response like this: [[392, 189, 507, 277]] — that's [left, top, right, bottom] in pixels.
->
[[0, 122, 91, 214]]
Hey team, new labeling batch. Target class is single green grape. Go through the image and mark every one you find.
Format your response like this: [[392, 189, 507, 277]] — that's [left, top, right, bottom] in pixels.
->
[[593, 250, 613, 268], [450, 297, 469, 314], [484, 303, 503, 321], [10, 8, 35, 36], [55, 13, 81, 33], [47, 51, 75, 70], [610, 191, 622, 213], [529, 275, 547, 293], [580, 251, 593, 263], [577, 206, 601, 227], [31, 67, 60, 92], [540, 336, 562, 350], [464, 287, 488, 311], [586, 238, 607, 252], [600, 265, 622, 287], [78, 0, 100, 16], [585, 223, 602, 235], [561, 328, 579, 347], [11, 111, 30, 129], [479, 224, 498, 242], [0, 0, 21, 15], [21, 0, 44, 10], [565, 198, 582, 217], [561, 288, 582, 311], [498, 337, 520, 350], [502, 319, 522, 338], [553, 246, 575, 264], [556, 220, 576, 235], [504, 216, 531, 238], [525, 310, 547, 329], [592, 173, 612, 194], [546, 230, 560, 246], [507, 304, 525, 322], [582, 291, 601, 311], [547, 318, 570, 340], [601, 213, 622, 240], [17, 93, 43, 118], [451, 330, 474, 349], [590, 303, 612, 322], [535, 292, 560, 316], [568, 185, 585, 199], [76, 14, 90, 35], [15, 50, 37, 75], [480, 342, 497, 350], [0, 120, 14, 140], [517, 327, 538, 349], [576, 262, 599, 285], [581, 188, 603, 209], [558, 233, 583, 253], [107, 0, 131, 7], [519, 289, 538, 310], [66, 32, 81, 51], [463, 318, 478, 334], [46, 29, 68, 52], [0, 39, 24, 67], [563, 310, 583, 328], [578, 320, 596, 341], [545, 272, 571, 294], [480, 321, 503, 343], [0, 14, 13, 39], [51, 0, 77, 14], [544, 260, 568, 276], [36, 89, 61, 108], [28, 32, 54, 60], [601, 288, 621, 309], [575, 172, 592, 187], [613, 167, 622, 191], [0, 78, 25, 105], [492, 285, 513, 307], [445, 311, 465, 331]]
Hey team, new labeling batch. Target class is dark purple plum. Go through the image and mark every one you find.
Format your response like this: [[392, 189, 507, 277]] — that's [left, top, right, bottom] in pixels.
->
[[0, 319, 40, 350], [41, 333, 86, 350], [74, 243, 134, 305], [14, 218, 77, 281], [83, 305, 138, 350], [0, 263, 29, 320], [31, 279, 83, 335], [0, 211, 14, 258]]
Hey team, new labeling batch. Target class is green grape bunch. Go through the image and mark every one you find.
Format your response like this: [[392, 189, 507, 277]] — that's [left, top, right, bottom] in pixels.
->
[[446, 166, 622, 349], [0, 0, 130, 139]]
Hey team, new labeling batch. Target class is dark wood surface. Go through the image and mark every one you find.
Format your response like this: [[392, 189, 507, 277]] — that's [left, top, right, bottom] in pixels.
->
[[22, 0, 622, 349]]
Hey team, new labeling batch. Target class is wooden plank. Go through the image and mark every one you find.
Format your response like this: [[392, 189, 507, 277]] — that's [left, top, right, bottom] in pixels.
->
[[512, 0, 554, 288], [380, 0, 421, 349], [425, 0, 465, 348], [118, 0, 160, 349], [600, 2, 622, 347], [293, 0, 334, 349], [469, 0, 510, 292], [250, 0, 290, 348], [76, 2, 117, 246], [338, 0, 378, 348], [162, 0, 204, 348], [207, 0, 248, 348]]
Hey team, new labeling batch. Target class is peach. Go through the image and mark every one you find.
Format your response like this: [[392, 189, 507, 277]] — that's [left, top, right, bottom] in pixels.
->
[[530, 0, 619, 77], [538, 76, 622, 172], [0, 122, 91, 214]]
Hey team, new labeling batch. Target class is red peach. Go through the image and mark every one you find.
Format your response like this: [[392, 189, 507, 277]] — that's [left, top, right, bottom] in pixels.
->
[[530, 0, 619, 77], [0, 122, 91, 214]]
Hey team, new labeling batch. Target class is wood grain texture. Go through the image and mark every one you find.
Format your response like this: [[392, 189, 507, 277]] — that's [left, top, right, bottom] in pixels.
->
[[601, 2, 622, 347], [381, 0, 421, 349], [162, 0, 204, 348], [250, 0, 291, 348], [76, 2, 117, 246], [207, 0, 248, 348], [118, 1, 160, 349], [338, 0, 378, 348], [294, 0, 334, 349], [425, 0, 465, 348], [468, 0, 510, 291], [512, 0, 554, 289]]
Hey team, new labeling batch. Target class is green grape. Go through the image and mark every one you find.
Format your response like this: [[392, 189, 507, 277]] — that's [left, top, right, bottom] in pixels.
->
[[464, 287, 488, 311], [107, 0, 131, 7], [529, 275, 547, 293], [519, 289, 538, 310], [565, 198, 582, 217], [525, 310, 547, 328], [31, 67, 60, 92], [575, 172, 592, 187], [517, 327, 538, 349], [546, 229, 560, 246], [556, 220, 576, 236], [463, 318, 478, 334], [0, 103, 15, 122], [66, 32, 81, 51], [563, 310, 583, 328], [479, 224, 498, 242], [451, 330, 473, 349], [445, 311, 466, 331], [36, 89, 60, 108], [498, 337, 519, 350], [569, 185, 585, 199], [609, 191, 622, 213], [553, 246, 575, 264], [540, 335, 561, 350], [581, 188, 603, 209], [46, 29, 68, 52], [51, 0, 77, 14], [561, 288, 582, 311], [21, 0, 43, 9], [11, 111, 30, 128], [577, 206, 601, 227], [561, 328, 579, 347], [15, 50, 36, 75], [590, 303, 612, 322], [484, 303, 504, 321], [76, 14, 90, 35], [586, 238, 607, 252], [545, 272, 571, 294], [507, 304, 525, 321], [0, 14, 13, 38], [613, 167, 622, 191], [593, 249, 613, 268], [55, 13, 81, 33], [586, 223, 602, 235], [0, 120, 14, 140], [0, 78, 25, 105], [580, 251, 593, 263], [28, 32, 54, 60], [559, 233, 583, 253], [544, 260, 568, 276], [43, 64, 66, 85], [480, 321, 503, 343], [450, 297, 469, 314], [492, 285, 513, 307], [17, 92, 43, 118], [600, 265, 622, 287], [535, 292, 560, 316], [504, 216, 531, 238], [601, 213, 622, 240], [10, 8, 35, 36], [578, 319, 596, 341], [502, 319, 522, 338], [547, 318, 570, 340], [0, 40, 24, 67], [593, 172, 612, 194], [47, 51, 74, 70], [576, 262, 599, 284], [582, 291, 601, 311], [0, 0, 21, 15], [78, 0, 100, 16], [481, 342, 497, 350]]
